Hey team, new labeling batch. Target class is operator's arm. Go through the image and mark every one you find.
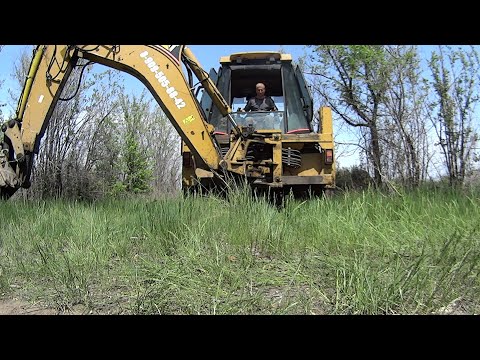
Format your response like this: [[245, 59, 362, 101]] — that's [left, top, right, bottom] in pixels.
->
[[242, 98, 252, 112], [269, 96, 278, 111]]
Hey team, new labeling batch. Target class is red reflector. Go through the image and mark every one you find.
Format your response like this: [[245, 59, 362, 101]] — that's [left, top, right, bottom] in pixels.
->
[[325, 149, 333, 165]]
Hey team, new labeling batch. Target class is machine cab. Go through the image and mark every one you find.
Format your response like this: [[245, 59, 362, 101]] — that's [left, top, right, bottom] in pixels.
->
[[200, 51, 314, 135]]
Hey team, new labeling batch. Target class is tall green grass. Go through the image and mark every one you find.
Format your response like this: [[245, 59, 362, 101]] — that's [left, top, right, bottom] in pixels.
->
[[1, 186, 479, 314]]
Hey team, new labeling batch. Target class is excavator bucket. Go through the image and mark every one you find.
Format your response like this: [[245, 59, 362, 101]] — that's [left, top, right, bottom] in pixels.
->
[[0, 160, 19, 199], [0, 150, 18, 188]]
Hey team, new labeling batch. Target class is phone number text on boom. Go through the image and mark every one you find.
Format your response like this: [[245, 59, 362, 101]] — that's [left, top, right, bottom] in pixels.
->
[[139, 51, 186, 109]]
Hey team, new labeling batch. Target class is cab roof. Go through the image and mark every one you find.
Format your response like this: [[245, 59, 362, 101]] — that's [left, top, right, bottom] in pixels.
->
[[220, 52, 292, 64]]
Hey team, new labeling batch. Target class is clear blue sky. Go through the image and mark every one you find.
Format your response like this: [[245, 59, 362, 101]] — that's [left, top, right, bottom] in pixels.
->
[[0, 45, 307, 118]]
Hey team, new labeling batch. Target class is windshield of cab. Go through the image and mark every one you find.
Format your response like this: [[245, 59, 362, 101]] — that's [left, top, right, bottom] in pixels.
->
[[214, 95, 309, 134]]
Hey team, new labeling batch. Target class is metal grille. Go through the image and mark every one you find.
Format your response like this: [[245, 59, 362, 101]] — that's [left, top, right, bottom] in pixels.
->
[[282, 147, 301, 168]]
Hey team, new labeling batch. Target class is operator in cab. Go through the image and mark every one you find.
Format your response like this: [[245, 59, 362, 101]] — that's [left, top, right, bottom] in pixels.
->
[[242, 83, 278, 112], [241, 82, 277, 129]]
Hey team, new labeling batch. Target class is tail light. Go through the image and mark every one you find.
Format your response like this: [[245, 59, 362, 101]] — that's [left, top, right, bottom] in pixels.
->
[[324, 149, 333, 165]]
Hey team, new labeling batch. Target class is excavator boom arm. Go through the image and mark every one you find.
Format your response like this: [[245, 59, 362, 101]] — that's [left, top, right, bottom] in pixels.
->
[[1, 45, 229, 198], [21, 45, 222, 165]]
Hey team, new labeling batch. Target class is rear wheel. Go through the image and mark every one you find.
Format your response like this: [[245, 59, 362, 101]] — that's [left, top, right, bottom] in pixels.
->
[[323, 188, 335, 199]]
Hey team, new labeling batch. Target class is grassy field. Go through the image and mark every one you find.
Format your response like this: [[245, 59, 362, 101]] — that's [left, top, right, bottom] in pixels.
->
[[1, 186, 479, 314]]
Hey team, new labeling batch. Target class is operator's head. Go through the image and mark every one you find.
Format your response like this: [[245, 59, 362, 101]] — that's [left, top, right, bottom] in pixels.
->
[[255, 83, 266, 98]]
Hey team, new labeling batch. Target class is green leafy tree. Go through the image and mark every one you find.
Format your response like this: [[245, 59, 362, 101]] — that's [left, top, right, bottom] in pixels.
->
[[381, 46, 430, 187], [122, 130, 152, 193], [116, 92, 153, 194], [428, 46, 480, 186], [304, 45, 434, 188], [306, 45, 391, 187]]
